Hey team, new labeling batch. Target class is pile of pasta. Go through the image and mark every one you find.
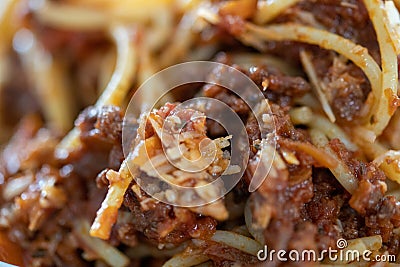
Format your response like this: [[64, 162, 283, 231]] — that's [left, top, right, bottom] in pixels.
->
[[1, 0, 400, 266]]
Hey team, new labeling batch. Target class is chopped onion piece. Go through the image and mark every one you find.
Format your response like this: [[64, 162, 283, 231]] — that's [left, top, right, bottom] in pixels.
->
[[2, 174, 33, 201]]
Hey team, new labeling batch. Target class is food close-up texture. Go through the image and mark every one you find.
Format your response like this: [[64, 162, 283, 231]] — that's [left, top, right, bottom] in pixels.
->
[[1, 0, 400, 266]]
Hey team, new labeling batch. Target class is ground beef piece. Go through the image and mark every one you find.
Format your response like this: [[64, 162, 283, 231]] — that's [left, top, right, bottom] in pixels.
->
[[297, 0, 379, 60], [76, 105, 123, 145], [202, 65, 251, 137], [245, 115, 260, 143], [115, 223, 138, 247], [203, 62, 310, 120], [203, 84, 250, 119], [338, 203, 364, 240], [123, 189, 217, 246], [5, 164, 97, 267], [328, 139, 400, 251], [69, 105, 124, 179], [272, 0, 379, 61], [350, 178, 384, 216], [260, 0, 375, 121], [253, 162, 315, 266], [203, 241, 259, 266], [306, 169, 348, 251], [243, 102, 318, 266], [261, 219, 317, 267], [287, 222, 319, 266], [384, 231, 400, 255], [95, 107, 123, 142], [351, 179, 400, 243], [270, 104, 308, 141], [246, 65, 311, 107], [321, 58, 369, 122], [306, 168, 364, 247]]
